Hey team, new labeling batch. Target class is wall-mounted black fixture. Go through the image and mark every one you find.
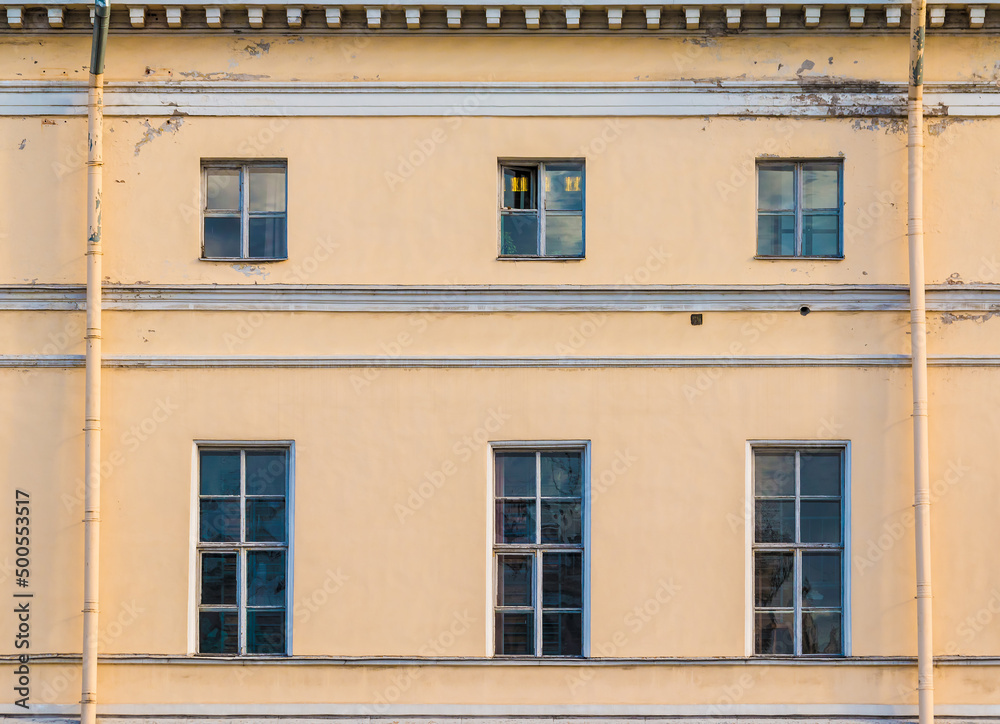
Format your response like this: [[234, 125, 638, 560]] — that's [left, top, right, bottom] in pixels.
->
[[691, 314, 703, 325]]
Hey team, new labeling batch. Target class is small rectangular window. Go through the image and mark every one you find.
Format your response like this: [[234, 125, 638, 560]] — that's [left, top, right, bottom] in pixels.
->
[[753, 446, 845, 656], [499, 161, 585, 258], [494, 447, 585, 657], [757, 161, 842, 258], [197, 446, 289, 655], [203, 162, 287, 260]]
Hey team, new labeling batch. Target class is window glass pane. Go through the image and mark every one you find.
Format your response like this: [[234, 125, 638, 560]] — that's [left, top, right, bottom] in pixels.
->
[[495, 612, 534, 655], [200, 500, 241, 542], [501, 214, 539, 255], [247, 500, 286, 543], [800, 453, 842, 497], [755, 500, 794, 543], [497, 555, 533, 607], [545, 215, 584, 257], [802, 214, 840, 256], [204, 217, 242, 258], [755, 452, 795, 497], [542, 552, 582, 608], [802, 166, 839, 209], [205, 168, 241, 211], [542, 612, 582, 656], [496, 501, 536, 544], [246, 451, 286, 496], [758, 166, 794, 210], [755, 611, 794, 655], [802, 610, 843, 655], [199, 611, 238, 654], [200, 552, 238, 605], [200, 450, 241, 496], [544, 164, 584, 211], [540, 452, 582, 498], [503, 167, 536, 210], [247, 550, 286, 607], [754, 552, 794, 607], [802, 552, 842, 607], [248, 216, 287, 259], [249, 168, 286, 212], [496, 453, 536, 497], [757, 214, 795, 256], [247, 610, 286, 654], [541, 501, 582, 544], [800, 501, 841, 544]]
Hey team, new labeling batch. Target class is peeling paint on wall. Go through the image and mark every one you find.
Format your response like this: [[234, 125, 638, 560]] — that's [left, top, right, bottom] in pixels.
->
[[133, 115, 186, 156]]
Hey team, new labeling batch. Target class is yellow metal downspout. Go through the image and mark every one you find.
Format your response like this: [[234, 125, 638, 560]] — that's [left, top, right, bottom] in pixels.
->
[[83, 3, 109, 724], [908, 2, 934, 724]]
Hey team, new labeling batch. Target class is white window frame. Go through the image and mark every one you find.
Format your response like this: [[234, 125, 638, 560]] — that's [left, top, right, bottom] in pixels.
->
[[744, 439, 851, 657], [487, 440, 591, 658], [497, 159, 586, 260], [201, 160, 288, 261], [755, 159, 844, 259], [188, 440, 295, 656]]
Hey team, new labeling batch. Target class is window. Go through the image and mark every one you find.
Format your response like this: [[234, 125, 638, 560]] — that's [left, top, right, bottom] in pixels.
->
[[753, 446, 845, 656], [197, 446, 289, 655], [499, 161, 584, 258], [202, 162, 287, 260], [494, 447, 585, 657], [757, 161, 842, 258]]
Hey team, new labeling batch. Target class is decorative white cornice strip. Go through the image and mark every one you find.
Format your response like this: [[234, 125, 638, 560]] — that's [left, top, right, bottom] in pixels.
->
[[165, 5, 183, 26], [325, 6, 341, 25], [725, 5, 740, 26], [204, 5, 222, 26], [968, 4, 985, 27], [606, 5, 622, 27], [6, 6, 24, 27], [803, 4, 820, 26], [405, 5, 421, 27], [929, 5, 945, 25], [643, 5, 661, 28], [848, 5, 864, 26], [8, 353, 1000, 369], [485, 5, 501, 26], [4, 284, 1000, 313], [128, 5, 145, 26], [6, 80, 1000, 118], [564, 5, 581, 27], [684, 6, 700, 28]]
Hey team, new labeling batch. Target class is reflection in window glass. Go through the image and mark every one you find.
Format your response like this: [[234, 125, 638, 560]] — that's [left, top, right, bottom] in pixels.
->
[[203, 164, 287, 260], [753, 447, 844, 656], [500, 162, 584, 258], [757, 161, 841, 257]]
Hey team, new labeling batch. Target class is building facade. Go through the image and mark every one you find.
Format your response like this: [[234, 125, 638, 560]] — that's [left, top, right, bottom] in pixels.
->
[[2, 0, 1000, 720]]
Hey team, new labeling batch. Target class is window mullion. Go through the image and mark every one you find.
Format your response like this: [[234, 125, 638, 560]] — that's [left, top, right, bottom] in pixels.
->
[[538, 163, 545, 256], [535, 452, 542, 656], [795, 164, 803, 257], [794, 549, 802, 656], [241, 165, 249, 258]]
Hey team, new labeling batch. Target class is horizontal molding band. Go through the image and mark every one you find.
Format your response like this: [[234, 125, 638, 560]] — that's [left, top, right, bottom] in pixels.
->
[[7, 354, 1000, 368], [2, 80, 999, 117], [3, 284, 1000, 312], [2, 704, 1000, 717]]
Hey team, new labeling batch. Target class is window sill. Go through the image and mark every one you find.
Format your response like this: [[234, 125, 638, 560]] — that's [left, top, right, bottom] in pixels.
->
[[497, 256, 585, 262], [201, 257, 288, 262], [754, 255, 845, 261]]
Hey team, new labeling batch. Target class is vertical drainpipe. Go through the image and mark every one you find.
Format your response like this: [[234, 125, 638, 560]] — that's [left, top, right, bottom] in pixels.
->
[[907, 1, 934, 723], [83, 2, 109, 724]]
